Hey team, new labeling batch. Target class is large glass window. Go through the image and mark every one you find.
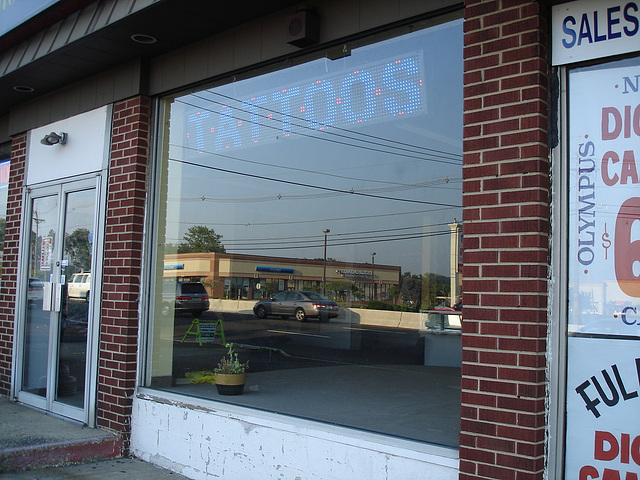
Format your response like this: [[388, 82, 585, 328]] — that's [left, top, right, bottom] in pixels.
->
[[564, 55, 640, 478], [147, 18, 463, 447]]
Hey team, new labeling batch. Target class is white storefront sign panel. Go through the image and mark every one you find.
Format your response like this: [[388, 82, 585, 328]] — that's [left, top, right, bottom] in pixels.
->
[[568, 61, 640, 337], [565, 337, 640, 478], [27, 106, 111, 186], [566, 58, 640, 478], [552, 0, 640, 65]]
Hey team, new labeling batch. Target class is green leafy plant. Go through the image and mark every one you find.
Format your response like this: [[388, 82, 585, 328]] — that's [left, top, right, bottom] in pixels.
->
[[214, 343, 249, 375], [185, 370, 215, 384]]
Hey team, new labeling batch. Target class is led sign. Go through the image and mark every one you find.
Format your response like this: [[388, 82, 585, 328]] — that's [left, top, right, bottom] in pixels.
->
[[184, 53, 424, 155]]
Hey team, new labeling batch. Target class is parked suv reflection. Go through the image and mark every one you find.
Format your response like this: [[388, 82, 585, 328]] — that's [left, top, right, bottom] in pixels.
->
[[162, 281, 210, 316]]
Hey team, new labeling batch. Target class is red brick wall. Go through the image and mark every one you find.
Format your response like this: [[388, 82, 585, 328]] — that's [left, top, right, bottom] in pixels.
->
[[97, 96, 150, 440], [0, 134, 26, 397], [461, 1, 550, 479]]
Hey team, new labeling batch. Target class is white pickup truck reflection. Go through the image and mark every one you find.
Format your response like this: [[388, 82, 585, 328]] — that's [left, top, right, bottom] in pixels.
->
[[67, 273, 90, 300]]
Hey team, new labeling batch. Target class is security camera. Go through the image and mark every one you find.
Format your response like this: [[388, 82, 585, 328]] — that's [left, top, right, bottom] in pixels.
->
[[40, 132, 67, 146]]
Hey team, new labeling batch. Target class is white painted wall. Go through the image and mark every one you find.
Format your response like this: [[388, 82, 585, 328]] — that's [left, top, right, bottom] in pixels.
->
[[131, 391, 459, 480]]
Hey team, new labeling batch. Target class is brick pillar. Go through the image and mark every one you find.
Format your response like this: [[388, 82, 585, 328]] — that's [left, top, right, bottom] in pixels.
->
[[97, 96, 150, 443], [0, 134, 26, 397], [460, 1, 549, 479]]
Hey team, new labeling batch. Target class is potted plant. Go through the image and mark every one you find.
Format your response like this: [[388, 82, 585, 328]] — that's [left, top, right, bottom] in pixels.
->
[[214, 343, 249, 395]]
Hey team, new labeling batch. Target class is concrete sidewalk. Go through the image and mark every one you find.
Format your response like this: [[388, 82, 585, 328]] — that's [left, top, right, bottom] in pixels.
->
[[0, 397, 190, 479], [0, 458, 191, 479]]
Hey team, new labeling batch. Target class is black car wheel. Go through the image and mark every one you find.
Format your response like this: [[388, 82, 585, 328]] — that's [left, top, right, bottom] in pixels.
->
[[295, 308, 306, 322], [255, 305, 267, 319]]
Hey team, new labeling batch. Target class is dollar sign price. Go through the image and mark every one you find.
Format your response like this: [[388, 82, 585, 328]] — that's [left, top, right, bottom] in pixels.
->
[[602, 223, 611, 260]]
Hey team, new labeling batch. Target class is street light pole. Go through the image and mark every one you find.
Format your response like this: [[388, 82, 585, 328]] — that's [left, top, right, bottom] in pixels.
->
[[322, 229, 330, 296], [371, 252, 376, 301]]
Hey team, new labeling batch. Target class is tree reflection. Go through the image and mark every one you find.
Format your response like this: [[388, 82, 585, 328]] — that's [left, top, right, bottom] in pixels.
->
[[65, 228, 91, 271]]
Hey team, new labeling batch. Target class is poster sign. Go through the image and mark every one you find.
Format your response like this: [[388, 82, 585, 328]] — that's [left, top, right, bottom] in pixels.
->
[[568, 60, 640, 338], [565, 338, 640, 478], [199, 323, 218, 343], [552, 0, 640, 65], [566, 58, 640, 478], [40, 236, 53, 270]]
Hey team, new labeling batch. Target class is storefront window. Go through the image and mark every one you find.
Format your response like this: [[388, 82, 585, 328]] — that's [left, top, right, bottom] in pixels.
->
[[564, 55, 640, 477], [147, 18, 463, 446]]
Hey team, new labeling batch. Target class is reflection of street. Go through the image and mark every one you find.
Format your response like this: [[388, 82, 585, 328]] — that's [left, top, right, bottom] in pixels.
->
[[22, 302, 50, 395], [21, 299, 87, 407], [62, 298, 89, 341], [58, 341, 85, 408], [58, 296, 88, 408], [173, 310, 425, 376], [169, 309, 460, 447]]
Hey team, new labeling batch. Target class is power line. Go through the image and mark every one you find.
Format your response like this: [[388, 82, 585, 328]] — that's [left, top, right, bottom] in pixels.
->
[[195, 90, 462, 161], [168, 177, 461, 204], [221, 223, 453, 245], [168, 149, 460, 189], [164, 207, 459, 227], [169, 141, 462, 194], [223, 230, 452, 252], [177, 96, 462, 166], [169, 157, 462, 207], [164, 225, 456, 249]]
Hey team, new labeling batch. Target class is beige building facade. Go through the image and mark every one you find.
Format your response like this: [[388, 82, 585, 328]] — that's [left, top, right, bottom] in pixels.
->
[[163, 252, 402, 301]]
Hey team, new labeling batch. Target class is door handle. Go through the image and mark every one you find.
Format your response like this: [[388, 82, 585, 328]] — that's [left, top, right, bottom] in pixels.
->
[[42, 282, 62, 312], [53, 283, 62, 312]]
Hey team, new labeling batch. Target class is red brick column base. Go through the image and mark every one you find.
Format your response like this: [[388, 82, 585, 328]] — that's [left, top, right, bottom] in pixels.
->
[[0, 134, 26, 397], [461, 1, 550, 479], [97, 97, 150, 448]]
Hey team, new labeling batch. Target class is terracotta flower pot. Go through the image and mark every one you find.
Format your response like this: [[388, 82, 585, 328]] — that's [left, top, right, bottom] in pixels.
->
[[214, 373, 247, 395]]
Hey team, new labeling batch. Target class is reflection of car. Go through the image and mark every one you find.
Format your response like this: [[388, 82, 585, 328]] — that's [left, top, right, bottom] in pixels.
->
[[253, 290, 340, 322], [67, 273, 91, 300], [422, 308, 462, 330], [162, 281, 210, 316], [28, 278, 45, 303]]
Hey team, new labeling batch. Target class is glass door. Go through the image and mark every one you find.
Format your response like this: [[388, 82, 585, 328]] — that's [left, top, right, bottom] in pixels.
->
[[17, 177, 102, 424]]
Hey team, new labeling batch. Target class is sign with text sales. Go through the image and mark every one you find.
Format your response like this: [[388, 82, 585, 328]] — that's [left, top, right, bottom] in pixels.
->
[[552, 0, 640, 65]]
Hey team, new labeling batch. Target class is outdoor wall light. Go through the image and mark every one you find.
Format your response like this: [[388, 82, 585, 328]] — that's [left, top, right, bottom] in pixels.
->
[[130, 33, 157, 44], [40, 132, 67, 146]]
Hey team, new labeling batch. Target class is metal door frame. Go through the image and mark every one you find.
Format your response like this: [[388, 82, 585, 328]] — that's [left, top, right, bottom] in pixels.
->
[[12, 173, 106, 426]]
